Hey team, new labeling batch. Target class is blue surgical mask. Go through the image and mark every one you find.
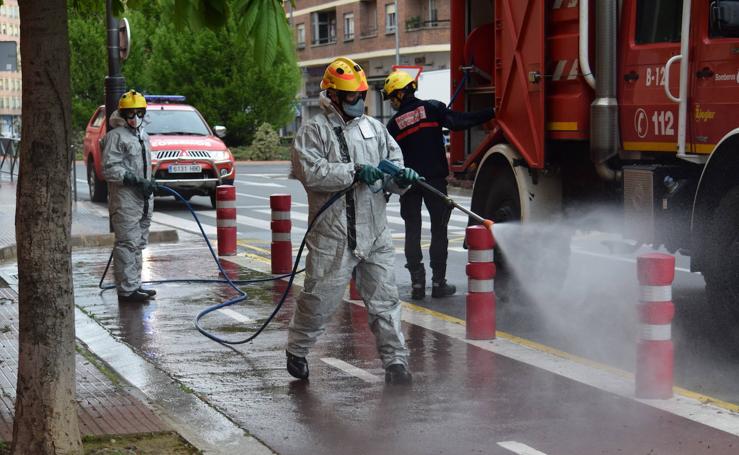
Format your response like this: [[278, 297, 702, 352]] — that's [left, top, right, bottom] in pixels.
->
[[342, 98, 365, 118]]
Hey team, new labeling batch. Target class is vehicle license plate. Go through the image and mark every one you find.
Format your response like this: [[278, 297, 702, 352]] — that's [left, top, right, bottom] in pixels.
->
[[169, 164, 202, 173]]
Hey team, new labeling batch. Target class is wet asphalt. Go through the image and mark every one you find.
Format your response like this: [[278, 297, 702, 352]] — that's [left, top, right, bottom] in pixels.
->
[[61, 162, 739, 454]]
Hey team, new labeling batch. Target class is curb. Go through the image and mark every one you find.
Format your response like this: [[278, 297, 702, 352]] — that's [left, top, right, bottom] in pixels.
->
[[0, 229, 179, 264]]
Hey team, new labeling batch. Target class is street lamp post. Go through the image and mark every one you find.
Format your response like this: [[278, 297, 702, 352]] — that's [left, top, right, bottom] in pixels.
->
[[394, 0, 400, 65], [104, 0, 125, 129]]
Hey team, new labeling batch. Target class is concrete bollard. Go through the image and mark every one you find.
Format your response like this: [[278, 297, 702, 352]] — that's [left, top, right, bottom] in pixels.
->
[[635, 252, 676, 399], [216, 185, 237, 256], [270, 194, 292, 274], [465, 225, 496, 340]]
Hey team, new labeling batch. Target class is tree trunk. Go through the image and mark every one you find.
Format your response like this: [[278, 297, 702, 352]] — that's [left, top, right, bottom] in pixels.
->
[[12, 1, 82, 453]]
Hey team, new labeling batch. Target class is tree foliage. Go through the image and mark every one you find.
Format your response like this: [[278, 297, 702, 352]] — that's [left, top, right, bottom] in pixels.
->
[[250, 122, 282, 160], [69, 0, 300, 145]]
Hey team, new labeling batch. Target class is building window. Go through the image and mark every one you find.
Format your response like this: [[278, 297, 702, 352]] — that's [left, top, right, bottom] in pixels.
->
[[344, 13, 355, 40], [296, 23, 306, 48], [429, 0, 438, 25], [311, 10, 337, 45], [385, 3, 397, 33]]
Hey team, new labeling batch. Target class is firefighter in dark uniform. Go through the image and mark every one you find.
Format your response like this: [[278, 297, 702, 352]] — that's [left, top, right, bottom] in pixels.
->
[[384, 70, 495, 299]]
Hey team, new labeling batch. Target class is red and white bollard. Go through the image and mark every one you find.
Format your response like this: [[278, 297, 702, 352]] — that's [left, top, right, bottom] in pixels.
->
[[270, 194, 292, 274], [635, 252, 676, 399], [465, 225, 496, 340], [216, 185, 237, 256]]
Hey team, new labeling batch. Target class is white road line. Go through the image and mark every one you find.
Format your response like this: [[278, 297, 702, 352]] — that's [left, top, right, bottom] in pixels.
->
[[263, 208, 468, 234], [237, 181, 285, 188], [497, 441, 548, 455], [218, 308, 253, 324], [236, 192, 270, 201], [152, 211, 217, 237], [240, 173, 288, 179], [196, 210, 308, 236], [320, 357, 382, 383], [572, 248, 693, 273]]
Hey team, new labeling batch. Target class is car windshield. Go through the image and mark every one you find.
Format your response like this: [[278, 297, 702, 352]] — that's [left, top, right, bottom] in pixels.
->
[[144, 109, 211, 136]]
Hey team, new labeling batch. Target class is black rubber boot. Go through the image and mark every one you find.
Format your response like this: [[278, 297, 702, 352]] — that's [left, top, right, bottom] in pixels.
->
[[286, 351, 309, 380], [385, 364, 412, 385], [118, 289, 151, 303], [138, 287, 156, 297], [408, 266, 426, 300], [431, 280, 456, 298]]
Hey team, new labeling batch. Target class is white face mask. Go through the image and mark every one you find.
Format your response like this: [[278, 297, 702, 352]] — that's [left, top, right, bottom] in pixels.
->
[[127, 116, 143, 129]]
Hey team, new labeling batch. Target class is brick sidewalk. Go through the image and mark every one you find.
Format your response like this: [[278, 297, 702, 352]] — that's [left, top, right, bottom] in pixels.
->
[[0, 286, 168, 441]]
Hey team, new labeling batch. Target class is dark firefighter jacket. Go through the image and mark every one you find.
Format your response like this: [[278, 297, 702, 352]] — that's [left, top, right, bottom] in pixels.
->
[[386, 98, 495, 179]]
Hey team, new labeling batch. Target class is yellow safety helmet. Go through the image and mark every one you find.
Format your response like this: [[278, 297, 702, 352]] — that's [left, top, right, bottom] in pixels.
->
[[320, 57, 369, 92], [118, 90, 147, 110], [382, 70, 417, 100]]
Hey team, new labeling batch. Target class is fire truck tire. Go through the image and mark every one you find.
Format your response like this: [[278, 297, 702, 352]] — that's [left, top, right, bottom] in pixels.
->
[[703, 186, 739, 319], [87, 159, 108, 203], [478, 163, 521, 302]]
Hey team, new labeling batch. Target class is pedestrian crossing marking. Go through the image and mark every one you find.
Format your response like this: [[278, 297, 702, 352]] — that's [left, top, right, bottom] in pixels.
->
[[320, 357, 382, 383], [218, 308, 254, 324], [497, 441, 548, 455]]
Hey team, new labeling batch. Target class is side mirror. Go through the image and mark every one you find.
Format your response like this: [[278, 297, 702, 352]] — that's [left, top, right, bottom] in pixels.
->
[[712, 1, 739, 34], [213, 125, 227, 138]]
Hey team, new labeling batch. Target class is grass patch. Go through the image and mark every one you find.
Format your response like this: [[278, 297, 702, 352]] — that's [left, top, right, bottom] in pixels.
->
[[76, 343, 122, 387], [83, 432, 201, 454], [178, 383, 194, 394], [0, 433, 200, 454]]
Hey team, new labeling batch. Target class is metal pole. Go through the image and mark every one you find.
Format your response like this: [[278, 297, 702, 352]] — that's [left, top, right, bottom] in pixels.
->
[[105, 0, 125, 130], [394, 0, 400, 65]]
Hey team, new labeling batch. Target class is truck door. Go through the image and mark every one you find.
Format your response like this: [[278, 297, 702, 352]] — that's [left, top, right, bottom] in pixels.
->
[[619, 0, 683, 153], [494, 0, 546, 168], [689, 0, 739, 153]]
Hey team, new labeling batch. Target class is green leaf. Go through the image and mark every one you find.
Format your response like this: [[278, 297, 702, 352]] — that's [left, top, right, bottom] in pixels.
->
[[262, 0, 278, 65], [235, 0, 261, 37], [173, 0, 191, 29], [200, 0, 229, 29], [275, 6, 294, 62]]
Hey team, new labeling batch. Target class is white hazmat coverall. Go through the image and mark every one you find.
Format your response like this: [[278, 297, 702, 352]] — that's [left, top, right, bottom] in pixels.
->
[[287, 92, 409, 368], [102, 110, 154, 296]]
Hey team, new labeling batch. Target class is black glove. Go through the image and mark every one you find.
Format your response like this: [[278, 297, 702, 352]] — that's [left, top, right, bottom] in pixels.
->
[[123, 171, 156, 198], [122, 170, 140, 187], [139, 179, 158, 198]]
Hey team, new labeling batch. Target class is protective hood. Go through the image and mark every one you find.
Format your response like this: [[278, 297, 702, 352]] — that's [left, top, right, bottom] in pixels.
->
[[109, 110, 127, 128], [319, 90, 366, 124]]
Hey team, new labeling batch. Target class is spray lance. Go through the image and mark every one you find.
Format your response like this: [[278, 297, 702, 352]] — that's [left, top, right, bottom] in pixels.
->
[[378, 159, 494, 230]]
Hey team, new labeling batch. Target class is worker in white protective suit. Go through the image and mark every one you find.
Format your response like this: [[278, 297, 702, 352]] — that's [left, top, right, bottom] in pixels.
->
[[103, 90, 158, 303], [287, 57, 422, 385]]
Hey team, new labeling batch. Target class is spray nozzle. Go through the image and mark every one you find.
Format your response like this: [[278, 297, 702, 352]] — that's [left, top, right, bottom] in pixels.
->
[[378, 159, 402, 177]]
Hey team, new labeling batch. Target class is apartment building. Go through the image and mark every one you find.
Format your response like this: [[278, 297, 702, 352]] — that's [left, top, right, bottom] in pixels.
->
[[0, 0, 19, 137], [288, 0, 450, 125]]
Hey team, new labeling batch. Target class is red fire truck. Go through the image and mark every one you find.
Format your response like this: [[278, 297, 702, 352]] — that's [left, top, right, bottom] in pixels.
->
[[450, 1, 739, 309]]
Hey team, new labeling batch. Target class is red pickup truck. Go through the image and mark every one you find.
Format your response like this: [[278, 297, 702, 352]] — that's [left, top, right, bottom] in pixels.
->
[[83, 95, 236, 208]]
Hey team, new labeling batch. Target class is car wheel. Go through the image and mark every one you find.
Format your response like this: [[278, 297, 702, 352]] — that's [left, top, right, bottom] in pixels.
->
[[87, 159, 108, 203], [703, 187, 739, 321], [210, 191, 217, 209]]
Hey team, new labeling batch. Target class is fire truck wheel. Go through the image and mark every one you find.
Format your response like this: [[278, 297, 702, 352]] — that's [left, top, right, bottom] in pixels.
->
[[478, 163, 521, 302], [703, 187, 739, 319], [87, 159, 108, 203]]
